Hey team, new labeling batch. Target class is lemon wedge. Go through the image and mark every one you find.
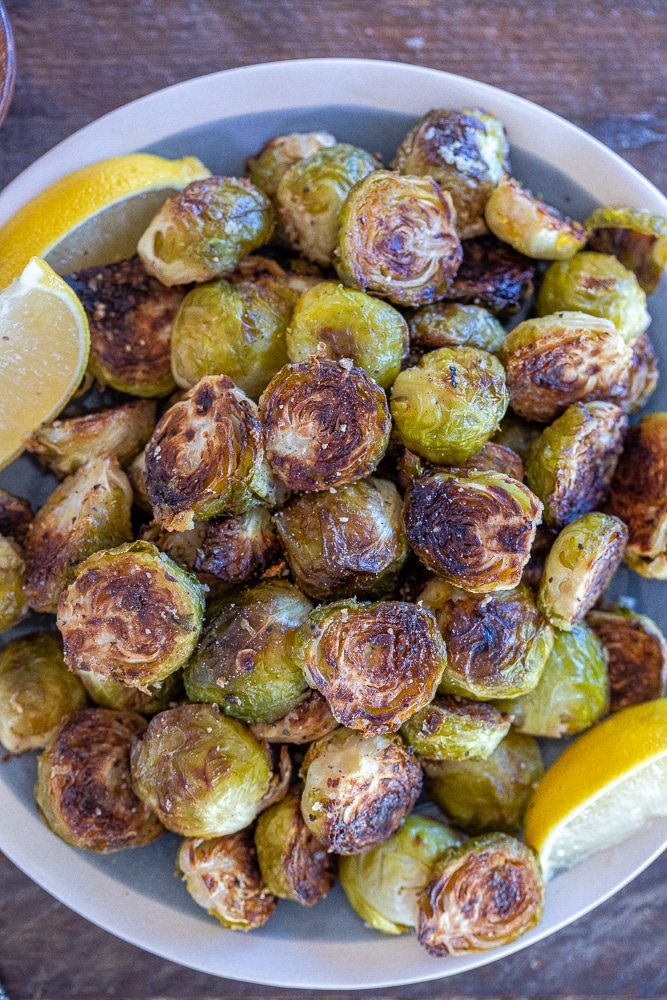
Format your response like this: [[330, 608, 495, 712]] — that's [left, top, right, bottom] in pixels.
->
[[0, 153, 211, 289], [524, 699, 667, 881], [0, 257, 91, 469]]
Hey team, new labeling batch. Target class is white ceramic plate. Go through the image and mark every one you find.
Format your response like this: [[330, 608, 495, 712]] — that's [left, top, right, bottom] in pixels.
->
[[1, 58, 667, 990]]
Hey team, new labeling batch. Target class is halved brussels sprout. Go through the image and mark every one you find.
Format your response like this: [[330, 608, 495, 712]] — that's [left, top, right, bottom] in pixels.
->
[[439, 234, 536, 318], [247, 131, 336, 198], [397, 441, 524, 491], [250, 691, 337, 746], [525, 401, 628, 527], [335, 171, 462, 306], [408, 302, 507, 355], [259, 358, 390, 492], [57, 540, 204, 690], [585, 206, 667, 294], [0, 535, 27, 633], [587, 607, 667, 711], [492, 412, 542, 463], [390, 347, 508, 465], [417, 833, 544, 956], [0, 488, 32, 545], [404, 471, 542, 593], [401, 696, 510, 761], [423, 728, 543, 834], [501, 312, 632, 422], [0, 633, 88, 754], [138, 177, 275, 285], [254, 785, 337, 906], [131, 703, 272, 836], [277, 142, 378, 265], [294, 598, 446, 735], [35, 708, 164, 852], [183, 579, 313, 724], [620, 331, 659, 415], [177, 830, 278, 930], [23, 455, 133, 614], [274, 476, 409, 601], [485, 176, 588, 259], [300, 727, 422, 854], [75, 669, 181, 717], [145, 375, 275, 532], [340, 814, 462, 935], [419, 578, 553, 700], [537, 512, 628, 630], [495, 623, 608, 737], [286, 281, 409, 390], [536, 251, 650, 345]]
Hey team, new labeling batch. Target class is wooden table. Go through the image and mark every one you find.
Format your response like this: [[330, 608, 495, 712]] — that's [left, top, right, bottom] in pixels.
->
[[1, 2, 666, 997]]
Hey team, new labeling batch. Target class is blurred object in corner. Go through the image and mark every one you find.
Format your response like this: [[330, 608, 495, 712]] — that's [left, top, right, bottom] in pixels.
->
[[0, 1, 15, 129]]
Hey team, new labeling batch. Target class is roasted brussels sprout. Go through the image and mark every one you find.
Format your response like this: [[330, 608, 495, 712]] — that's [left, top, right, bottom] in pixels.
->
[[249, 689, 338, 745], [419, 578, 553, 700], [138, 176, 274, 285], [254, 786, 337, 905], [587, 607, 667, 711], [423, 728, 543, 835], [145, 375, 275, 532], [276, 142, 378, 265], [417, 833, 544, 956], [300, 726, 422, 854], [259, 358, 390, 492], [75, 669, 181, 717], [397, 441, 524, 491], [285, 281, 409, 389], [335, 170, 462, 307], [0, 488, 32, 544], [439, 234, 536, 318], [193, 507, 281, 589], [57, 540, 204, 689], [0, 535, 27, 633], [408, 302, 506, 355], [177, 830, 278, 930], [35, 708, 164, 852], [131, 703, 272, 836], [537, 512, 627, 630], [183, 579, 313, 724], [0, 633, 88, 754], [492, 412, 542, 463], [23, 454, 133, 614], [525, 401, 628, 527], [26, 399, 157, 477], [274, 476, 409, 601], [401, 696, 510, 761], [247, 131, 336, 198], [500, 312, 632, 423], [340, 814, 462, 934], [392, 108, 509, 239], [485, 176, 588, 259], [620, 331, 659, 415], [294, 598, 446, 735], [390, 347, 508, 465], [65, 257, 183, 397], [536, 251, 650, 345], [496, 623, 608, 737], [585, 206, 667, 294], [404, 471, 542, 593]]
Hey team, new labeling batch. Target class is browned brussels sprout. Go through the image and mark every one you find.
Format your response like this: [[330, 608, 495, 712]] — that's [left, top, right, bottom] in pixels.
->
[[408, 302, 507, 355], [335, 171, 462, 307], [390, 347, 508, 465], [286, 281, 409, 390], [131, 703, 272, 836], [183, 579, 313, 724], [417, 833, 544, 956], [423, 728, 543, 834], [65, 257, 183, 397], [0, 535, 27, 633], [587, 607, 667, 711], [420, 578, 553, 700], [0, 633, 88, 754], [23, 454, 133, 614], [75, 669, 181, 717], [404, 471, 542, 593], [401, 696, 510, 761], [145, 375, 275, 532], [57, 540, 204, 689], [274, 476, 408, 601], [485, 176, 588, 259], [26, 399, 157, 478], [249, 689, 338, 745], [538, 512, 627, 629], [0, 488, 32, 544], [501, 312, 632, 423], [247, 131, 336, 198], [35, 708, 164, 852], [259, 358, 390, 492], [585, 206, 667, 294], [177, 830, 278, 930], [397, 441, 524, 491], [440, 234, 536, 318], [254, 786, 337, 906], [300, 727, 422, 854], [620, 331, 659, 415], [194, 507, 281, 589], [525, 401, 628, 527], [492, 411, 542, 463], [138, 177, 275, 285], [294, 599, 446, 735]]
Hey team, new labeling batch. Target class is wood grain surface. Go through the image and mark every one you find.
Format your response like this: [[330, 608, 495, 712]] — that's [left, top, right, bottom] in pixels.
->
[[1, 2, 667, 998]]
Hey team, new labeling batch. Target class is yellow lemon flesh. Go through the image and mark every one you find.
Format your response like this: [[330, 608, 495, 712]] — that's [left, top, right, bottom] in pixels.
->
[[0, 153, 211, 289], [0, 258, 91, 469], [524, 699, 667, 881]]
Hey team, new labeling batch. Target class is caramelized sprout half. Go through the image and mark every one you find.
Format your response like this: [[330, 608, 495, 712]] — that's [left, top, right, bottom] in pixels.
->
[[585, 206, 667, 294], [587, 607, 667, 711], [401, 696, 510, 761], [485, 176, 588, 259]]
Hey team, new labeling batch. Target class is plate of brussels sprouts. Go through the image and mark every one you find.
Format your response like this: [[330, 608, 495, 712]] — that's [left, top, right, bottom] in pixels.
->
[[1, 58, 667, 988]]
